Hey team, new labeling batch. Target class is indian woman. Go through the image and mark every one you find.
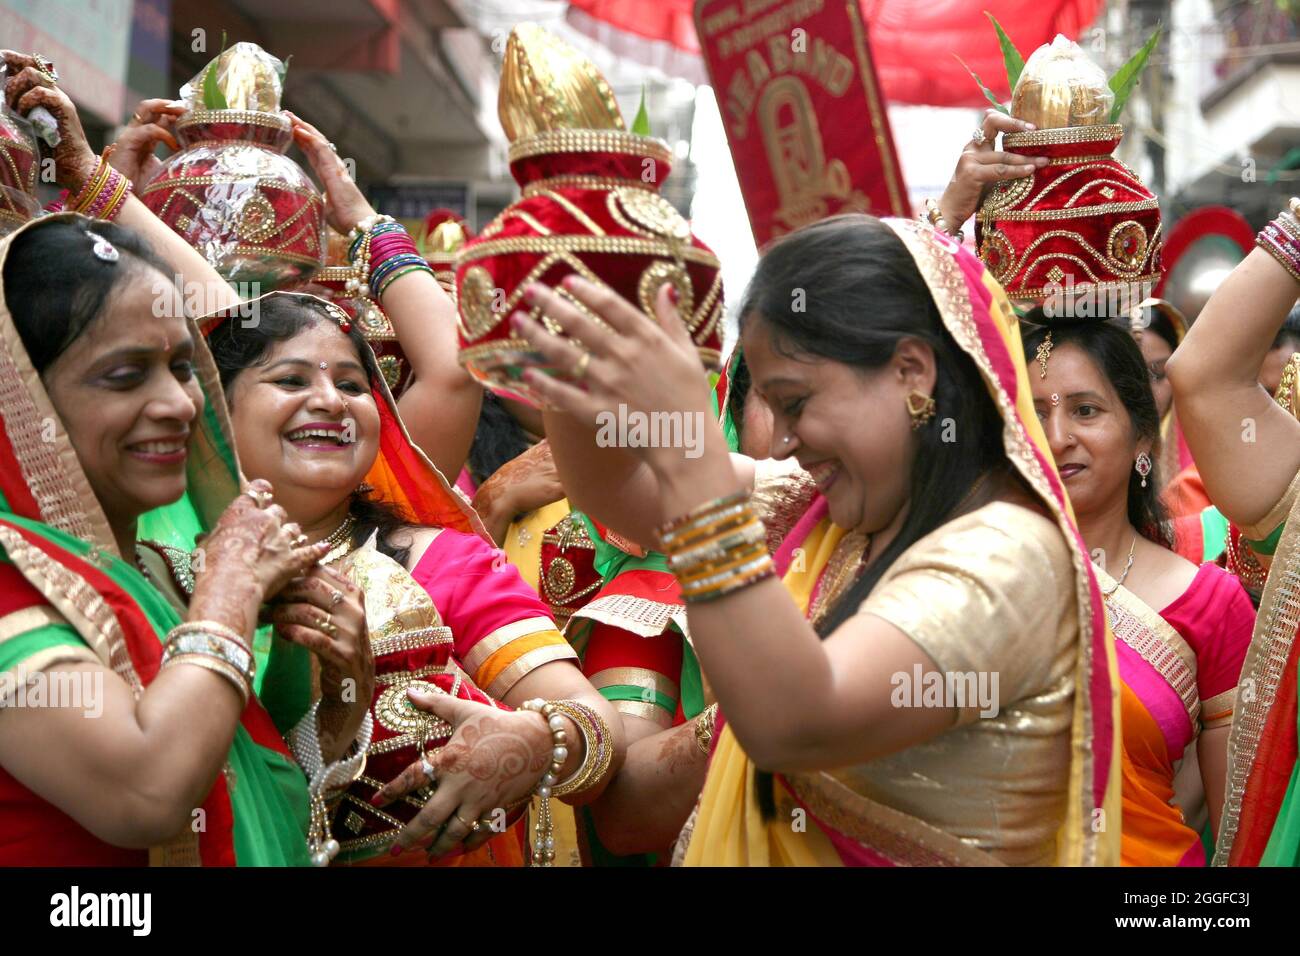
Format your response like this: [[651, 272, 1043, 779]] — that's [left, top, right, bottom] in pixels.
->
[[1167, 197, 1300, 866], [204, 287, 624, 864], [0, 211, 337, 864], [1021, 320, 1254, 865], [515, 214, 1121, 865]]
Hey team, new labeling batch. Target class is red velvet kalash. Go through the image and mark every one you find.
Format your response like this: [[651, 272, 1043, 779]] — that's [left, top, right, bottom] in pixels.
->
[[976, 123, 1162, 303], [455, 132, 724, 405], [141, 109, 325, 290], [0, 108, 38, 233]]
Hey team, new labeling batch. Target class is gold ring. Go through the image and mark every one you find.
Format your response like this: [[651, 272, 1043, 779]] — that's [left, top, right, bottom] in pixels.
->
[[454, 811, 481, 834], [293, 534, 309, 547], [244, 488, 273, 508], [319, 612, 337, 637], [571, 350, 591, 381]]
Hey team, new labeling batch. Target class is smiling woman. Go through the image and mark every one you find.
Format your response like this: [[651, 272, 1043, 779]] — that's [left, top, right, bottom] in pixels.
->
[[203, 291, 623, 866]]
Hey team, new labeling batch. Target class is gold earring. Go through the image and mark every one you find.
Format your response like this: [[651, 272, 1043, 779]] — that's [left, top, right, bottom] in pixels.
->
[[906, 390, 936, 430]]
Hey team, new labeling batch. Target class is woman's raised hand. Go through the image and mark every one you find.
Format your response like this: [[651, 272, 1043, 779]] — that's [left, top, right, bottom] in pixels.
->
[[372, 689, 553, 859], [939, 109, 1046, 230], [189, 478, 329, 637], [0, 50, 96, 191], [287, 112, 376, 235], [510, 276, 723, 478], [110, 98, 185, 190]]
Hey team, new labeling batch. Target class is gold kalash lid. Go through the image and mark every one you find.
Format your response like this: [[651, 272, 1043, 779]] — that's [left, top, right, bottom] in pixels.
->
[[497, 23, 624, 141]]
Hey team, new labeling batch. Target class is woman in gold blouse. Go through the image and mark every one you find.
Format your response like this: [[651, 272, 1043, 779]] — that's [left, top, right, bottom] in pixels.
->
[[513, 214, 1122, 865]]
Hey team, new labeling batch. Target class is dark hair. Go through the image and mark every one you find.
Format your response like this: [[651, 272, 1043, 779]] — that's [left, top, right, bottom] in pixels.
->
[[207, 294, 416, 564], [739, 214, 1011, 816], [5, 217, 174, 374], [1274, 303, 1300, 350], [1019, 320, 1170, 546], [466, 391, 533, 487], [1137, 307, 1180, 355], [725, 349, 753, 445]]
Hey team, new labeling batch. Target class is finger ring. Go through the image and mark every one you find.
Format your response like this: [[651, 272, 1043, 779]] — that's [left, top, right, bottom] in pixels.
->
[[454, 811, 481, 834], [971, 127, 987, 146], [319, 611, 337, 637], [33, 54, 58, 84], [328, 142, 338, 153], [571, 350, 591, 381], [244, 488, 273, 508], [293, 534, 309, 546], [420, 754, 437, 783], [329, 588, 344, 607], [132, 112, 146, 125]]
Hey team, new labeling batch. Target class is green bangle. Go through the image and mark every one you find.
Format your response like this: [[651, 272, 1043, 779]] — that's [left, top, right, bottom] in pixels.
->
[[377, 264, 433, 297]]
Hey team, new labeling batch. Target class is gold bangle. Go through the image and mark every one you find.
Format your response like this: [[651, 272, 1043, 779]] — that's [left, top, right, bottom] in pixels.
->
[[160, 653, 251, 705], [548, 699, 615, 799], [658, 490, 750, 539]]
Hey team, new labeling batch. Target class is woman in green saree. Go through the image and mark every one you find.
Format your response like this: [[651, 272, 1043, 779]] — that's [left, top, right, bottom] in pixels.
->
[[0, 57, 371, 865]]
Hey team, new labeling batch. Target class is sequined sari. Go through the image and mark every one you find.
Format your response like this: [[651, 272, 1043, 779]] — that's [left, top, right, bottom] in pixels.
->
[[0, 214, 312, 865], [681, 220, 1122, 867]]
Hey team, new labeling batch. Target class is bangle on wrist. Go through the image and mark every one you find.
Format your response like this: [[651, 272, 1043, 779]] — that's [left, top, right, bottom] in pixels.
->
[[922, 197, 964, 243], [519, 698, 568, 866]]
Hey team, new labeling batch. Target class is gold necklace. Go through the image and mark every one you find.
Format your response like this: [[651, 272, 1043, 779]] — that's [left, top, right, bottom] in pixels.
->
[[320, 514, 357, 564], [1099, 533, 1137, 596]]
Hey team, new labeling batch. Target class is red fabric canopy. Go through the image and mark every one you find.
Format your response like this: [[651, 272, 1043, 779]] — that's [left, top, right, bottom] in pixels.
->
[[566, 0, 1106, 108]]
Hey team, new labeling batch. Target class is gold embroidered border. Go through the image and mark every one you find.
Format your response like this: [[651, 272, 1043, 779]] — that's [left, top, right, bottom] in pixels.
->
[[456, 234, 720, 269], [371, 626, 454, 658], [140, 175, 321, 202], [884, 219, 1107, 867], [994, 199, 1158, 221], [612, 698, 673, 726], [176, 109, 291, 133], [566, 592, 688, 639], [484, 641, 578, 699], [1215, 475, 1300, 864], [846, 0, 908, 214], [523, 175, 656, 198], [0, 605, 66, 643], [1003, 123, 1123, 149], [783, 771, 1003, 866], [1097, 569, 1200, 729], [589, 665, 680, 700], [509, 129, 671, 166], [460, 616, 557, 675]]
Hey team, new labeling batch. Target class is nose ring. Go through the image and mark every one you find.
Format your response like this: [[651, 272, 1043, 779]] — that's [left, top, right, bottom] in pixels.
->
[[782, 435, 791, 445]]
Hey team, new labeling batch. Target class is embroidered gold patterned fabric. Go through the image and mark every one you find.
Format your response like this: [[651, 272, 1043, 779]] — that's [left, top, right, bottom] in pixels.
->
[[848, 501, 1078, 865]]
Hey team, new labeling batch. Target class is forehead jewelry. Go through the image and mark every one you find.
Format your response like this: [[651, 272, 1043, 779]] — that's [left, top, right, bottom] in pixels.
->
[[322, 301, 352, 334], [1035, 331, 1053, 379], [86, 229, 119, 263], [319, 361, 329, 370], [1050, 392, 1061, 407]]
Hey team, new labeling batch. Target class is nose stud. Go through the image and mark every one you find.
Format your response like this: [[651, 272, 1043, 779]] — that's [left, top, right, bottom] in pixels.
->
[[782, 435, 791, 445]]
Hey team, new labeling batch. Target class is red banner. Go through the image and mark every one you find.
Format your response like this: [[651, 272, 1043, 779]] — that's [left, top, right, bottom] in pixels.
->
[[693, 0, 909, 247]]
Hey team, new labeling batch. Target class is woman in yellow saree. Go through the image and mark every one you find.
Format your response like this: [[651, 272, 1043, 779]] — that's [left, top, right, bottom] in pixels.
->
[[514, 214, 1121, 865]]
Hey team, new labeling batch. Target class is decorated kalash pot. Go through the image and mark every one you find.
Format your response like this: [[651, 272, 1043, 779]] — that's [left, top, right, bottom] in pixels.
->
[[0, 98, 39, 236], [420, 208, 472, 299], [141, 42, 325, 291], [974, 29, 1163, 311], [455, 24, 724, 404]]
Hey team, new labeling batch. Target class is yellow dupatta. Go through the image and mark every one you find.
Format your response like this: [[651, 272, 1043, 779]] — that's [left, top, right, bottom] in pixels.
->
[[683, 219, 1122, 866]]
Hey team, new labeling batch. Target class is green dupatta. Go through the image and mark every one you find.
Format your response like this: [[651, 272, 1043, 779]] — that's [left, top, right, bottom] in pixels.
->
[[0, 214, 310, 865]]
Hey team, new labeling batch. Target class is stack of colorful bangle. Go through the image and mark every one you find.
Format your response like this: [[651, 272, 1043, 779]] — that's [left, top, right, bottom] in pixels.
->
[[520, 697, 614, 866], [347, 214, 434, 299], [67, 154, 132, 222], [658, 490, 776, 603], [159, 620, 255, 705], [1256, 198, 1300, 284]]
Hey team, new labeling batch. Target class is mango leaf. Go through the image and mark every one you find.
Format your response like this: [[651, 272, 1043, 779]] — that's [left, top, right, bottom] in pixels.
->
[[985, 12, 1025, 92], [1108, 24, 1162, 123], [202, 31, 229, 110], [955, 55, 1009, 114], [277, 53, 292, 87], [631, 86, 651, 136]]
